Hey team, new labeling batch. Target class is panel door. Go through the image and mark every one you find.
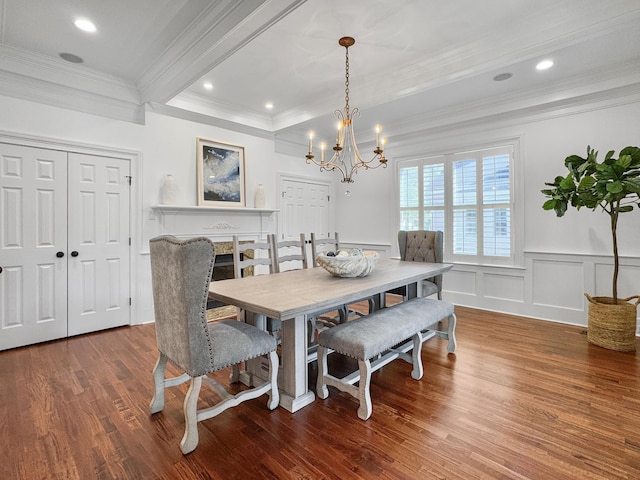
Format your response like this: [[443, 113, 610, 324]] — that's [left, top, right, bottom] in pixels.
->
[[280, 178, 330, 260], [0, 143, 68, 350], [67, 153, 130, 336]]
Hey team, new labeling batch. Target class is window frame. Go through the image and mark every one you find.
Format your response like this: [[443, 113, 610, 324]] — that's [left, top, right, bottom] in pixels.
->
[[397, 142, 521, 267]]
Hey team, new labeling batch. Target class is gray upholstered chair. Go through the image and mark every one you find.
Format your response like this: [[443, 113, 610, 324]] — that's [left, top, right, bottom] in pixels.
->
[[391, 230, 444, 299], [148, 235, 279, 454]]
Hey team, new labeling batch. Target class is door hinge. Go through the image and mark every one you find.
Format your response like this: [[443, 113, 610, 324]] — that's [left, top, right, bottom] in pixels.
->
[[125, 175, 132, 185], [129, 297, 132, 306], [129, 237, 131, 246], [327, 195, 330, 202], [282, 191, 286, 198]]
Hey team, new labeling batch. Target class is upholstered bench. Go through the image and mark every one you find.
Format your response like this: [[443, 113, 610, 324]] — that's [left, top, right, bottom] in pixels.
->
[[316, 297, 456, 420]]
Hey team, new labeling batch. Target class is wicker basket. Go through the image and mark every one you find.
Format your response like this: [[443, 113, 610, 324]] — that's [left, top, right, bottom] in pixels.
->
[[586, 294, 639, 351]]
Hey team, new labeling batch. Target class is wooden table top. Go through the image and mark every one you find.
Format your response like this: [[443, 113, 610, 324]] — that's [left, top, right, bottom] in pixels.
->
[[209, 259, 453, 320]]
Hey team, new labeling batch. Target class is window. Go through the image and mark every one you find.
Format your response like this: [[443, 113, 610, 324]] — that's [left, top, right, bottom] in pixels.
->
[[398, 145, 514, 265]]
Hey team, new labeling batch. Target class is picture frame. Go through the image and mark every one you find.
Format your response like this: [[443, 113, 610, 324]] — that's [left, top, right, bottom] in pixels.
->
[[196, 137, 246, 207]]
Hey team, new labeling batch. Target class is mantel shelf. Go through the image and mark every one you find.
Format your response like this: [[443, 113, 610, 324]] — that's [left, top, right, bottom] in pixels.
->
[[152, 205, 278, 214]]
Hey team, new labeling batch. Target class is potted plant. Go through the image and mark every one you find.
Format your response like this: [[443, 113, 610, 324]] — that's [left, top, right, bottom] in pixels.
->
[[541, 145, 640, 351]]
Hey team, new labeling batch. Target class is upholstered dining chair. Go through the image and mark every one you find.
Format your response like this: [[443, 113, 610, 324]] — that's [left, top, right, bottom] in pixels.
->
[[391, 230, 444, 300], [148, 235, 279, 454]]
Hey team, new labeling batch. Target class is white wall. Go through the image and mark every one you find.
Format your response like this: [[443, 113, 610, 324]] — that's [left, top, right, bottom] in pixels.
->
[[0, 94, 317, 325], [334, 96, 640, 329], [2, 91, 639, 331]]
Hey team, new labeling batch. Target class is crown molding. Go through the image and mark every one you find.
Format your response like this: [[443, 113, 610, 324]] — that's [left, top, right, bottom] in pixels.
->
[[146, 103, 273, 140], [389, 83, 640, 153], [274, 80, 640, 158], [0, 44, 139, 102], [166, 91, 274, 131], [137, 0, 307, 104], [0, 69, 144, 124]]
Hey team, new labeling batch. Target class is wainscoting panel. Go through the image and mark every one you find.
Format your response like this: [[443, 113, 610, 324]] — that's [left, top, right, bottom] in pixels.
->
[[532, 259, 584, 310], [594, 262, 640, 299], [444, 269, 477, 296], [484, 272, 525, 302]]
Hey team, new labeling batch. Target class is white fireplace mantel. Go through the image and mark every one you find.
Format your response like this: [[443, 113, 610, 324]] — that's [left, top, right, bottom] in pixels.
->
[[152, 205, 278, 243]]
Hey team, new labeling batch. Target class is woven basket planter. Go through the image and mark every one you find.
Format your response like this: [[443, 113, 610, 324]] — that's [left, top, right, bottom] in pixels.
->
[[586, 294, 639, 351]]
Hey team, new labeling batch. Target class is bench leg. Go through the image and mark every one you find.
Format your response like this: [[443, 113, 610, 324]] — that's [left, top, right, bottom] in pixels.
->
[[357, 359, 373, 420], [411, 332, 424, 380], [446, 313, 457, 353], [434, 312, 458, 353], [316, 345, 329, 399]]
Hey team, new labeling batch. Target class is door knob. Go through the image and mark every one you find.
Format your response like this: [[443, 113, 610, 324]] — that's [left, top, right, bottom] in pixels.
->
[[0, 266, 3, 274], [56, 251, 64, 258], [71, 251, 79, 257]]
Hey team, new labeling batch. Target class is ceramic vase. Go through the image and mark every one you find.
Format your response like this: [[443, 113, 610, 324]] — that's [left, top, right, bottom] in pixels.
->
[[160, 174, 177, 205], [255, 183, 266, 208]]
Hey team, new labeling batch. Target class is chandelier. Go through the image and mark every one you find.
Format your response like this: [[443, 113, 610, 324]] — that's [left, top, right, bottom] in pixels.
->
[[305, 37, 387, 185]]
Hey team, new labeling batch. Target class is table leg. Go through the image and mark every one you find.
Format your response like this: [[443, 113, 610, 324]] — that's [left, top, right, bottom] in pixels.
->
[[279, 314, 315, 412], [238, 311, 267, 387]]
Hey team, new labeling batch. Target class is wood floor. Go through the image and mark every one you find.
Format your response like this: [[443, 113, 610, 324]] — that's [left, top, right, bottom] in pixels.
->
[[2, 304, 639, 479]]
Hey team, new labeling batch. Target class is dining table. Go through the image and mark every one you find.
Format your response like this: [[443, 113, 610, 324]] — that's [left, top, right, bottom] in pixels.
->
[[208, 258, 454, 413]]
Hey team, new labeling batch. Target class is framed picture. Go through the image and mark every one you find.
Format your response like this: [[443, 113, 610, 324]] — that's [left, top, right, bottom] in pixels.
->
[[196, 137, 246, 207]]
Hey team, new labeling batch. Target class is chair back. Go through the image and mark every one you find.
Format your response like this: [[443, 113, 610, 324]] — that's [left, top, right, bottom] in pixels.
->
[[233, 235, 275, 278], [398, 230, 444, 291], [149, 235, 216, 377], [270, 233, 308, 273], [310, 232, 340, 267]]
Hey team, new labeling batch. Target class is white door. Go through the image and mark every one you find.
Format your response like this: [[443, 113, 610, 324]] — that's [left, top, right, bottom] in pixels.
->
[[0, 144, 68, 350], [279, 178, 331, 257], [67, 153, 130, 336], [0, 144, 131, 350]]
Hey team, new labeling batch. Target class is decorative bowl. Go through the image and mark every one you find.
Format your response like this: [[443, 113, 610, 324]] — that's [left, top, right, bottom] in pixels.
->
[[315, 249, 380, 278]]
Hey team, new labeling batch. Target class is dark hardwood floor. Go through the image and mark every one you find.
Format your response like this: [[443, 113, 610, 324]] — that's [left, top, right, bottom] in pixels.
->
[[2, 303, 639, 479]]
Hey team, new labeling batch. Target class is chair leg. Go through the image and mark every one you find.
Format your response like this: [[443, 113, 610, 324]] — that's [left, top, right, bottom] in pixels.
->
[[316, 346, 329, 399], [267, 350, 280, 410], [150, 352, 168, 414], [180, 375, 203, 455]]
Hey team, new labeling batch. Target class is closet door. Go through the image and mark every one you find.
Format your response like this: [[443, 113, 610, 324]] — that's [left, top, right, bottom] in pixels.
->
[[279, 177, 330, 258], [0, 143, 68, 350], [67, 153, 130, 336]]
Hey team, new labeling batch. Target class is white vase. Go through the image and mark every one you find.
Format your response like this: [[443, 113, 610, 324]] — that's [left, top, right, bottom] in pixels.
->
[[254, 183, 266, 208], [160, 174, 177, 205]]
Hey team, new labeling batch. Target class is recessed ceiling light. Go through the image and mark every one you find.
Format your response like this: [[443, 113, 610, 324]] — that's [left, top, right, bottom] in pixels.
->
[[265, 102, 274, 110], [493, 73, 513, 82], [59, 52, 84, 64], [203, 82, 213, 90], [74, 18, 97, 33], [536, 59, 554, 71]]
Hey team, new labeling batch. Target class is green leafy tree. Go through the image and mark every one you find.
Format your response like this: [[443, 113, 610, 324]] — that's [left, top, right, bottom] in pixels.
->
[[541, 146, 640, 302]]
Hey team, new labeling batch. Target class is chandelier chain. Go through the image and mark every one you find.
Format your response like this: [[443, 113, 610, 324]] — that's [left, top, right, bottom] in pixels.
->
[[344, 46, 350, 118]]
